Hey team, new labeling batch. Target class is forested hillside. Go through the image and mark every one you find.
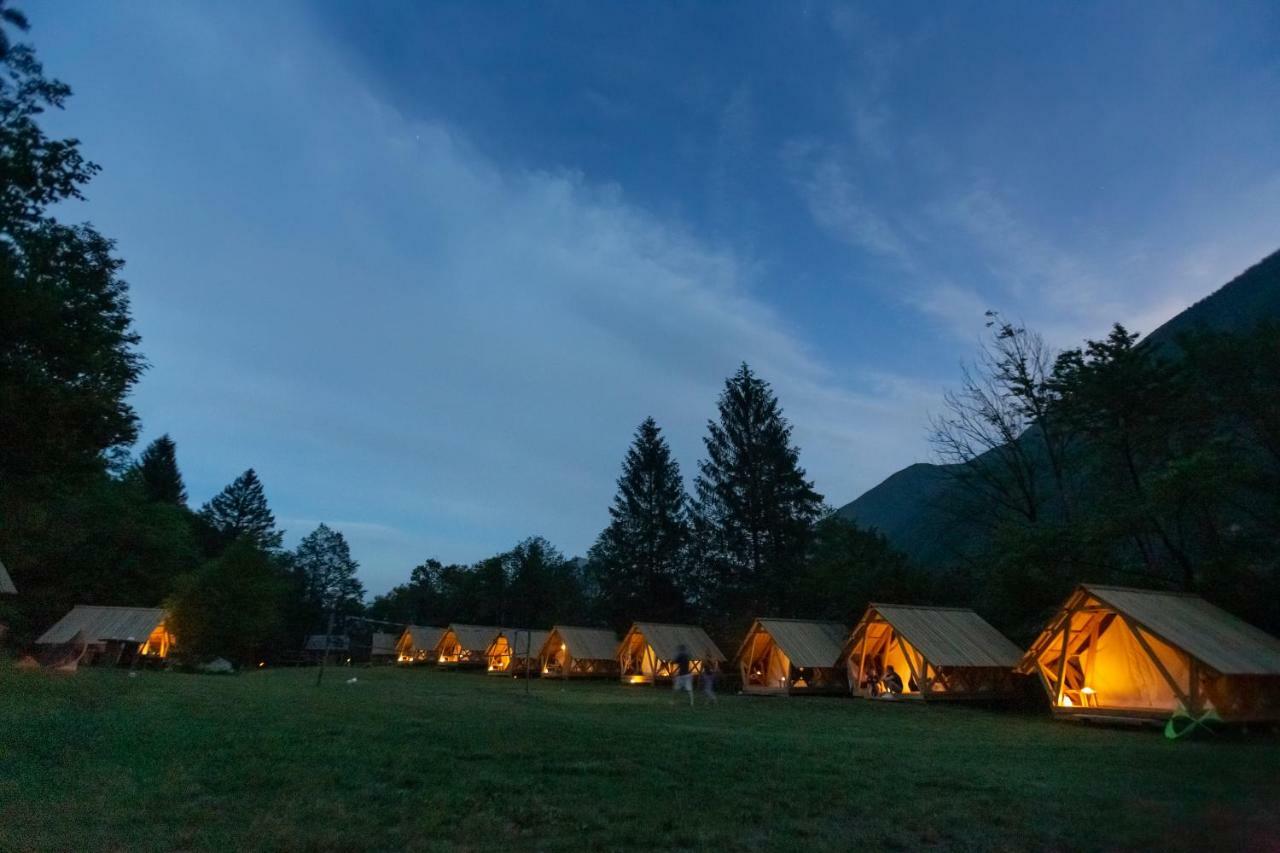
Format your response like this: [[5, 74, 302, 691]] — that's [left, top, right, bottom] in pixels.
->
[[838, 250, 1280, 636]]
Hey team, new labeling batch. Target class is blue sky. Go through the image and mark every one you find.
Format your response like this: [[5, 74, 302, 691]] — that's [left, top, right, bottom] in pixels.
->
[[28, 1, 1280, 593]]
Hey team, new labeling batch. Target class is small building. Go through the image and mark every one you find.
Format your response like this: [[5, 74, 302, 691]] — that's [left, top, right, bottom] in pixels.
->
[[486, 628, 548, 676], [735, 618, 847, 695], [370, 632, 398, 663], [435, 624, 507, 668], [617, 622, 726, 685], [841, 604, 1023, 700], [1020, 584, 1280, 723], [395, 625, 444, 664], [539, 626, 620, 679], [36, 605, 173, 665], [304, 634, 351, 662]]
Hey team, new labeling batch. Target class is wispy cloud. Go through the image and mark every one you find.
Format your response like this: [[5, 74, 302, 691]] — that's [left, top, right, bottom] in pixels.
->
[[47, 3, 940, 592]]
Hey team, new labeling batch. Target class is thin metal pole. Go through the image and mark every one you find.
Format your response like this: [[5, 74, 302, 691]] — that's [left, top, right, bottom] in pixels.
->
[[316, 608, 335, 687]]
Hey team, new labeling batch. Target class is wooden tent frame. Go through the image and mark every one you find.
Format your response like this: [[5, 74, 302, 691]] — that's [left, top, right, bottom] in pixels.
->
[[735, 620, 846, 696], [435, 626, 502, 669], [1020, 586, 1280, 723], [485, 630, 543, 678], [539, 627, 620, 679], [842, 607, 1020, 701], [395, 626, 443, 664], [616, 623, 724, 685]]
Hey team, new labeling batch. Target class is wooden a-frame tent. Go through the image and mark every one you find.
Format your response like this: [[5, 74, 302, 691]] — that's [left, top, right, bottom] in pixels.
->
[[841, 604, 1023, 700], [435, 624, 508, 668], [36, 605, 173, 665], [617, 622, 726, 685], [370, 632, 398, 663], [539, 626, 619, 679], [735, 618, 847, 695], [395, 625, 444, 664], [486, 628, 548, 677], [1019, 584, 1280, 723]]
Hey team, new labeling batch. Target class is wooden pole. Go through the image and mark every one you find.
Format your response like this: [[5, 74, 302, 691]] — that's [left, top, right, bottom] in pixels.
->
[[1054, 616, 1070, 707]]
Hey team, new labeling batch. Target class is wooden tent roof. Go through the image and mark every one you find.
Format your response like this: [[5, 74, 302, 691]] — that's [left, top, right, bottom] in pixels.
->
[[402, 625, 444, 649], [1064, 584, 1280, 676], [441, 624, 508, 654], [497, 628, 549, 657], [624, 622, 726, 662], [371, 632, 398, 655], [737, 618, 847, 668], [0, 558, 15, 595], [37, 605, 166, 645], [853, 604, 1023, 668], [547, 626, 618, 660]]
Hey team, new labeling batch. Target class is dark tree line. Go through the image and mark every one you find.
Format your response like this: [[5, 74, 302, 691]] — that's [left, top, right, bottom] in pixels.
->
[[369, 363, 921, 648], [0, 5, 368, 661], [930, 316, 1280, 637]]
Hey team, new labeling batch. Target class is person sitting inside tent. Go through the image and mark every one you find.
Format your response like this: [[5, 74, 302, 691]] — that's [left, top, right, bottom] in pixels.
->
[[881, 664, 904, 696], [862, 663, 881, 696]]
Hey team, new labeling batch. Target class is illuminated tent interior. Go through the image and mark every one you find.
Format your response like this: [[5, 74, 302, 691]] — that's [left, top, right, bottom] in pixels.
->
[[1020, 584, 1280, 722], [539, 626, 620, 678], [486, 629, 548, 676], [841, 604, 1023, 700], [395, 625, 445, 664], [617, 622, 726, 685], [36, 605, 173, 665], [734, 618, 847, 695], [434, 625, 508, 668]]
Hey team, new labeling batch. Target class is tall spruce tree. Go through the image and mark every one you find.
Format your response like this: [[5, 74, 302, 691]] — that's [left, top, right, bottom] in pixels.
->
[[198, 468, 283, 552], [587, 417, 690, 628], [137, 434, 187, 505], [692, 363, 823, 622], [294, 523, 365, 624]]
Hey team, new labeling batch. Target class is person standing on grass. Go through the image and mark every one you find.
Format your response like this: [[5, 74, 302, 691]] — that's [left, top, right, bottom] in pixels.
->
[[701, 659, 719, 704], [672, 644, 694, 706]]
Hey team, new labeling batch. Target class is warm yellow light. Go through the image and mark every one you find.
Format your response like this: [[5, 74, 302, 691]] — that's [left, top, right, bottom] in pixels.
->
[[1080, 687, 1095, 695], [627, 675, 646, 684], [1061, 695, 1074, 707], [258, 661, 265, 668], [560, 643, 567, 651]]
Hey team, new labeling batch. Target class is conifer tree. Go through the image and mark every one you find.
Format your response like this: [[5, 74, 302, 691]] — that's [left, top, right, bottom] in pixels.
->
[[692, 363, 823, 621], [137, 434, 187, 505], [294, 523, 365, 620], [588, 417, 690, 628], [198, 468, 283, 551]]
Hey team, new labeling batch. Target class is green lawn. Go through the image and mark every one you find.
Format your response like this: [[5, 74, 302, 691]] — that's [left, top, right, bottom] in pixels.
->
[[1, 666, 1277, 852]]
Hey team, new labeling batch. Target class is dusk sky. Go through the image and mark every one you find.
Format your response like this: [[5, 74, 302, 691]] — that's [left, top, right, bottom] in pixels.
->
[[30, 1, 1280, 593]]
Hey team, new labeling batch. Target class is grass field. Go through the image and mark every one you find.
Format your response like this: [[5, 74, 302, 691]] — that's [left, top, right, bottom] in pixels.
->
[[2, 666, 1278, 852]]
